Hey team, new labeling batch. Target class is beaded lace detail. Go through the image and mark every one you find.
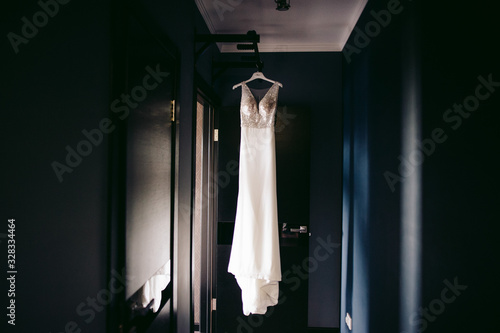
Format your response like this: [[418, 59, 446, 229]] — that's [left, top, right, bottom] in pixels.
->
[[240, 82, 280, 128]]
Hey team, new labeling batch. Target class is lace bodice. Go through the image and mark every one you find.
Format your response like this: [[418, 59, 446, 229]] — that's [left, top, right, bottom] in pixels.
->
[[240, 82, 280, 128]]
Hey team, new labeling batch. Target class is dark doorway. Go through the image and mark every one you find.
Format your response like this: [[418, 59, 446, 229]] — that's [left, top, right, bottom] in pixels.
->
[[215, 104, 311, 333]]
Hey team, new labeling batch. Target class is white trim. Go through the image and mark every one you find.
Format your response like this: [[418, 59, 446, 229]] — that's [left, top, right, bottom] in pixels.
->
[[338, 0, 368, 50], [220, 43, 344, 53], [194, 0, 216, 34]]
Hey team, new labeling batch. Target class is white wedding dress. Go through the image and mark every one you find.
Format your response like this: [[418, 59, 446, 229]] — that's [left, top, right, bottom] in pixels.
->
[[228, 81, 282, 316]]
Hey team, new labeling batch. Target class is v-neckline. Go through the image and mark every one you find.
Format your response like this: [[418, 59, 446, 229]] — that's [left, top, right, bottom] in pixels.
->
[[243, 81, 277, 107]]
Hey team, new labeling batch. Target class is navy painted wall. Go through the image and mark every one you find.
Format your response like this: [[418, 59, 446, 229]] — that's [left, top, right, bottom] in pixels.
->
[[342, 0, 499, 332], [420, 1, 500, 332], [341, 1, 404, 331]]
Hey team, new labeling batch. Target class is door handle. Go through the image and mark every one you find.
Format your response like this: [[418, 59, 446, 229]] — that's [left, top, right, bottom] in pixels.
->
[[290, 226, 307, 233], [282, 223, 308, 233]]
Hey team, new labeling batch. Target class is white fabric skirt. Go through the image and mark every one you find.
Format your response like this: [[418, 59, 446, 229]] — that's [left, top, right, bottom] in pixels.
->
[[228, 127, 282, 316]]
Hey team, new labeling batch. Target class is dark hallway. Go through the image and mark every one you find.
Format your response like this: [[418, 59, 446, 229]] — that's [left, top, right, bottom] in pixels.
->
[[1, 1, 498, 332]]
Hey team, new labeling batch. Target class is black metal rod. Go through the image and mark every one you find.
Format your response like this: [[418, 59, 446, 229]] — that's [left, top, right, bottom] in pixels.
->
[[198, 31, 264, 80], [195, 33, 260, 43], [195, 41, 212, 61], [241, 55, 258, 61], [213, 61, 261, 69], [253, 41, 263, 71], [237, 44, 255, 50]]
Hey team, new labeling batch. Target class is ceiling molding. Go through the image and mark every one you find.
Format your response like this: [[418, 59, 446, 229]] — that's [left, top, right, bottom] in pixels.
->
[[339, 0, 368, 49], [195, 0, 216, 34], [220, 43, 344, 53]]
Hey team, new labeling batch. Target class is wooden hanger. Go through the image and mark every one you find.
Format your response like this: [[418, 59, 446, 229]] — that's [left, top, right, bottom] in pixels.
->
[[232, 71, 283, 90]]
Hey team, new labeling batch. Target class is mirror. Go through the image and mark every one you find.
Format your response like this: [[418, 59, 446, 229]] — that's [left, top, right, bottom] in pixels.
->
[[117, 7, 178, 331]]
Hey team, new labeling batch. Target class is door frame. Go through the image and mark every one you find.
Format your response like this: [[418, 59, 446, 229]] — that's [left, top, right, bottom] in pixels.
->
[[194, 72, 220, 333]]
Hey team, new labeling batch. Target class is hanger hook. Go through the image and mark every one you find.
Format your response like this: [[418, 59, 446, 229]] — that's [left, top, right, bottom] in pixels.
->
[[256, 61, 263, 72]]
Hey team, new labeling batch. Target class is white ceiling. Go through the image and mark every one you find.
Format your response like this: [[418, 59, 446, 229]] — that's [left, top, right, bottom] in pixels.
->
[[195, 0, 367, 52]]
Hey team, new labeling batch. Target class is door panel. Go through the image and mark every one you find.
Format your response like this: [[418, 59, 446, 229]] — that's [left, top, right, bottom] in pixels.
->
[[109, 5, 179, 332], [125, 9, 176, 299], [216, 106, 310, 333]]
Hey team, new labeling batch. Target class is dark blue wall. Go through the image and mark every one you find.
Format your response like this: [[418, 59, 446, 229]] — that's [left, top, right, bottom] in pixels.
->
[[342, 1, 405, 331], [342, 0, 499, 332], [420, 1, 500, 332]]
